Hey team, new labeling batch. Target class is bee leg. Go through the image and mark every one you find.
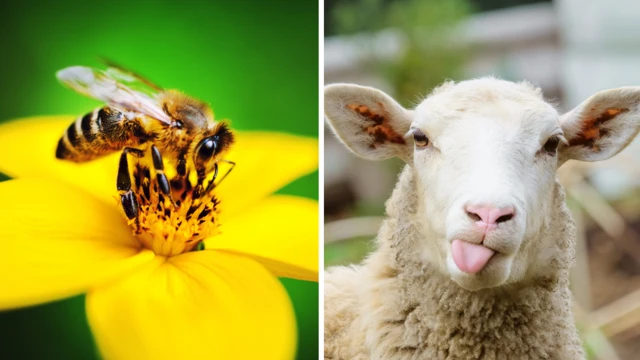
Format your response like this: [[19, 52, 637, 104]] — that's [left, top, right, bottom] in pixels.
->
[[205, 159, 236, 193], [176, 152, 188, 178], [117, 148, 144, 221], [193, 169, 207, 199], [167, 152, 188, 205], [151, 145, 177, 208]]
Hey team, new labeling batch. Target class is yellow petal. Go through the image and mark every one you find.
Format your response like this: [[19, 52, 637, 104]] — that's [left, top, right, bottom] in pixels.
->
[[0, 116, 119, 204], [87, 251, 296, 360], [0, 178, 154, 310], [215, 132, 318, 217], [206, 195, 318, 282]]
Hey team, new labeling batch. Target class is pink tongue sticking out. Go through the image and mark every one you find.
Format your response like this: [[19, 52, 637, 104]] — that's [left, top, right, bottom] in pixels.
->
[[451, 239, 495, 274]]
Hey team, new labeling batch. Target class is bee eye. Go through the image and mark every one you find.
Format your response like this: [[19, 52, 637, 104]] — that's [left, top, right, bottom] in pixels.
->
[[413, 131, 429, 148], [197, 138, 217, 161], [543, 136, 560, 155]]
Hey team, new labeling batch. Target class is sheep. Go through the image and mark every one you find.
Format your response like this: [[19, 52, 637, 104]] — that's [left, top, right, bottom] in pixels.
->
[[323, 78, 640, 360]]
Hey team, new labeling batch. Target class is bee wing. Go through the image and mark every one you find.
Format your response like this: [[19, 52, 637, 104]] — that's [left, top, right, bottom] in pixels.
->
[[100, 58, 163, 95], [57, 66, 172, 124]]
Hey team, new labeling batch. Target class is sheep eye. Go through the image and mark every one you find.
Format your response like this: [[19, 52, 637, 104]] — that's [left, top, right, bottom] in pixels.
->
[[413, 131, 429, 148], [543, 136, 560, 155]]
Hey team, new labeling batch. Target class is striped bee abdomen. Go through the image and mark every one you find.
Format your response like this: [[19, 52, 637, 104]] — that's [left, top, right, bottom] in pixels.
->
[[56, 107, 150, 162]]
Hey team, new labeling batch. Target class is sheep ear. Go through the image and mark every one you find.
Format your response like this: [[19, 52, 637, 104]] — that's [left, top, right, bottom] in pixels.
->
[[559, 87, 640, 163], [324, 84, 413, 161]]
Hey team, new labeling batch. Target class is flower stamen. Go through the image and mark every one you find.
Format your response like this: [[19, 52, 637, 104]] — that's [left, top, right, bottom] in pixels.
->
[[123, 157, 221, 256]]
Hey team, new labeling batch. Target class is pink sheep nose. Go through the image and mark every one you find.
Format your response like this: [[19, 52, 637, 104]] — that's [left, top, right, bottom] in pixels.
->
[[465, 205, 515, 230]]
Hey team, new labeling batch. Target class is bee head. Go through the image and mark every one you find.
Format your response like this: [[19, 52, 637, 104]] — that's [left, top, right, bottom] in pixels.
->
[[193, 123, 234, 171]]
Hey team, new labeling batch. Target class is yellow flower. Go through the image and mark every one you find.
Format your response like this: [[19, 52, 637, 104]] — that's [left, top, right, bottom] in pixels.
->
[[0, 116, 318, 359]]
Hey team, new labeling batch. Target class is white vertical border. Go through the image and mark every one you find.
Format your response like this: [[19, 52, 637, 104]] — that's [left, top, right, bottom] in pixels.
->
[[318, 0, 325, 358]]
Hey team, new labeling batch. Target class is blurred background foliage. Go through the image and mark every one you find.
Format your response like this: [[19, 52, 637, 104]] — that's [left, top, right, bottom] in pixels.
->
[[330, 0, 471, 105], [324, 0, 640, 358], [324, 0, 552, 36], [0, 0, 318, 359]]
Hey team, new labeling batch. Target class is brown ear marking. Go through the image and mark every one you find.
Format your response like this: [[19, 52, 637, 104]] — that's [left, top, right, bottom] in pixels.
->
[[346, 103, 406, 148], [568, 107, 629, 150]]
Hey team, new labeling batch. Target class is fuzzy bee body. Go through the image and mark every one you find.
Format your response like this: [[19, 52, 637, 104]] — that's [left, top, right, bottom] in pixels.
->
[[56, 64, 235, 227], [56, 106, 151, 162]]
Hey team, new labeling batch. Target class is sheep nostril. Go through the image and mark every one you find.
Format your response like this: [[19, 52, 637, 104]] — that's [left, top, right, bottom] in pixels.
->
[[496, 213, 514, 223], [466, 210, 482, 222]]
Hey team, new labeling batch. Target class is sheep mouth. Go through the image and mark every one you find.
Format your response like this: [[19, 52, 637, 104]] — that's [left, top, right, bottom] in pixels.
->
[[451, 239, 496, 274]]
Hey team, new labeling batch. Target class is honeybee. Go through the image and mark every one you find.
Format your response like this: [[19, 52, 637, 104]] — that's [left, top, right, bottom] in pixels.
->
[[56, 63, 235, 221]]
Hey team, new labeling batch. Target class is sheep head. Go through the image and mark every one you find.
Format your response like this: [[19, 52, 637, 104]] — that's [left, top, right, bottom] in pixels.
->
[[325, 78, 640, 291]]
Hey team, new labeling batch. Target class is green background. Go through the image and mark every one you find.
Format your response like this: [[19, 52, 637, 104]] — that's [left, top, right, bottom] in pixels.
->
[[0, 0, 319, 359]]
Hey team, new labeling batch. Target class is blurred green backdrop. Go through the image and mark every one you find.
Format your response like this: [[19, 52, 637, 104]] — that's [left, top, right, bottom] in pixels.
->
[[0, 0, 318, 359]]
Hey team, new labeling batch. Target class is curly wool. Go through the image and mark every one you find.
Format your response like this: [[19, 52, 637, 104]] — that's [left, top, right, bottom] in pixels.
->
[[325, 166, 585, 360]]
